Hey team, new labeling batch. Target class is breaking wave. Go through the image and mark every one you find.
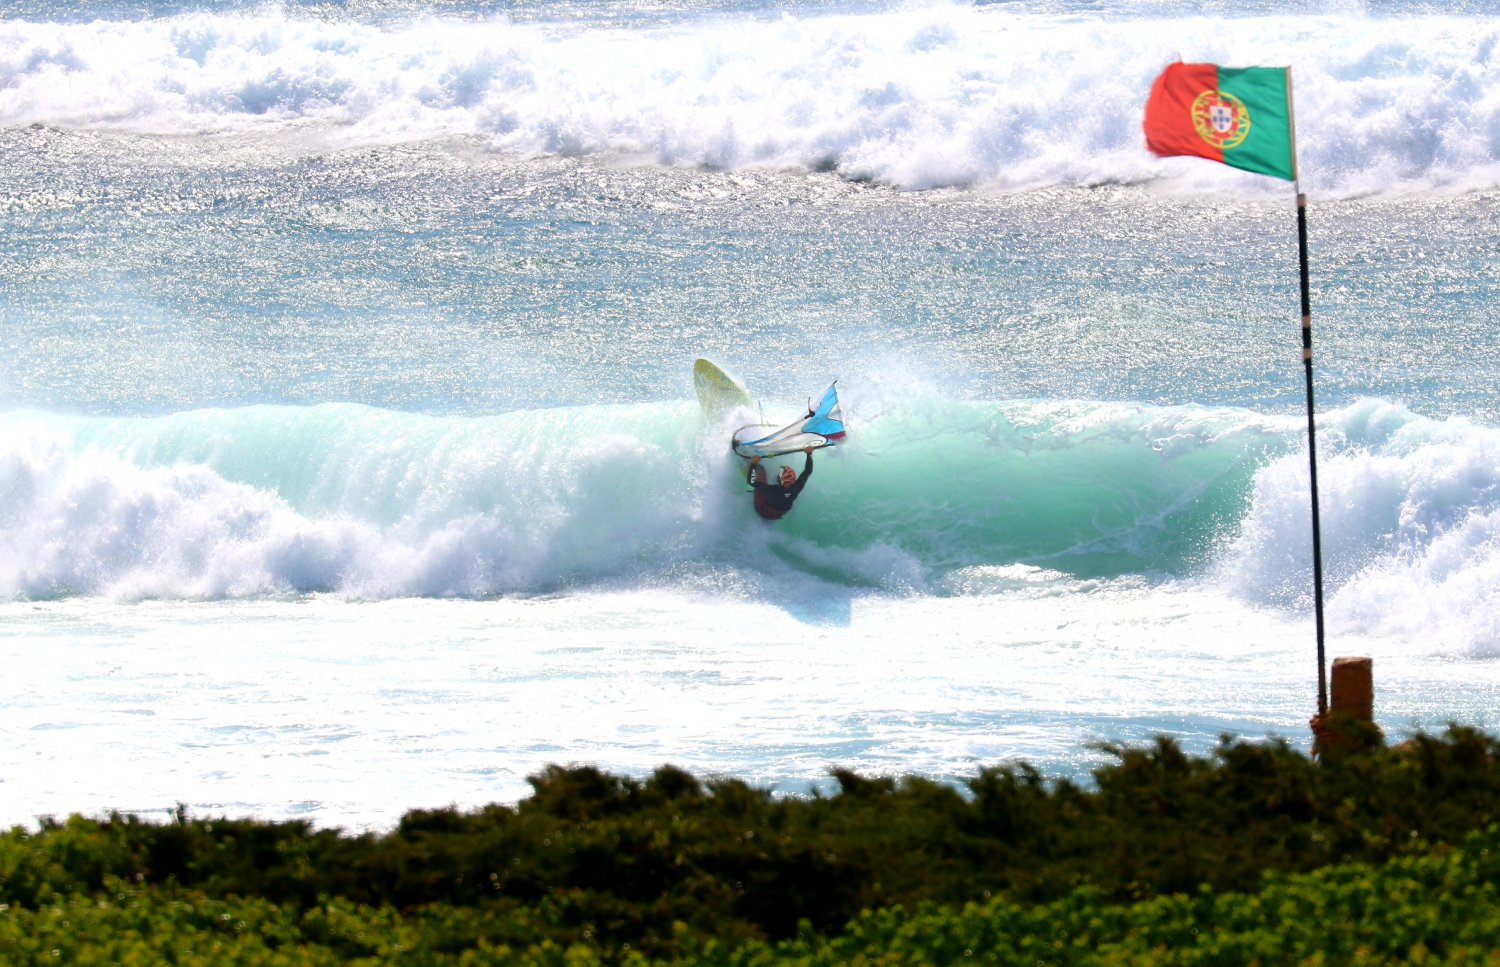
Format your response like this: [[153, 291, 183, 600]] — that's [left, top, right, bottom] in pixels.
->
[[2, 4, 1498, 194]]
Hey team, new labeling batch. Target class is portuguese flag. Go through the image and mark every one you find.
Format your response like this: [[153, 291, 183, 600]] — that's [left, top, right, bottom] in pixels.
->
[[1143, 63, 1297, 181]]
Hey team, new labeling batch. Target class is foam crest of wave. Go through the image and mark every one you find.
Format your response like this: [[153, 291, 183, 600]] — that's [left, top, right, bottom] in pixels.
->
[[0, 405, 711, 599], [1214, 399, 1500, 655], [2, 7, 1496, 193], [0, 398, 1293, 600]]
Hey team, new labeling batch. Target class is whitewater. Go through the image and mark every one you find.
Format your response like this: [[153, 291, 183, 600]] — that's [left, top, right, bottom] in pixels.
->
[[3, 0, 1499, 829]]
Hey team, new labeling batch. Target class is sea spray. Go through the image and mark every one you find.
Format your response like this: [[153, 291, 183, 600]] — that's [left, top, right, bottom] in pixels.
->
[[0, 404, 709, 598], [2, 397, 1290, 598], [9, 397, 1497, 653], [1215, 399, 1500, 655], [2, 7, 1497, 193]]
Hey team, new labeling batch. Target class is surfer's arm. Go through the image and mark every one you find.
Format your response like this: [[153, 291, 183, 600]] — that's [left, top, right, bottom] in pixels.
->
[[790, 448, 813, 495]]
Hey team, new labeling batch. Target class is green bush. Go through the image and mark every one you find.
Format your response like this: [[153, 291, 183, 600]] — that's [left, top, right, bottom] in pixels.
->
[[3, 829, 1499, 964], [718, 824, 1500, 965], [3, 726, 1499, 963]]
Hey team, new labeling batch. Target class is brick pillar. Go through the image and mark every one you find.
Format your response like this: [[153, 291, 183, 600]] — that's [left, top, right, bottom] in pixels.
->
[[1311, 656, 1379, 758], [1330, 657, 1373, 722]]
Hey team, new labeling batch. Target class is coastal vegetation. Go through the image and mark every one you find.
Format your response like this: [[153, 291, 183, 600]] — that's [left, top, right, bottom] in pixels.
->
[[4, 724, 1499, 964]]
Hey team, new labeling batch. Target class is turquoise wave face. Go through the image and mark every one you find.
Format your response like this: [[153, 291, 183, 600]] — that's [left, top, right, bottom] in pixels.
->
[[0, 397, 1299, 598], [766, 399, 1293, 581], [8, 398, 1500, 656], [11, 395, 1500, 608]]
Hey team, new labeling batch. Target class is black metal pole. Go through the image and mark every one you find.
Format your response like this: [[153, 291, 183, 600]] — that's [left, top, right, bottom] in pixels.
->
[[1296, 189, 1328, 716]]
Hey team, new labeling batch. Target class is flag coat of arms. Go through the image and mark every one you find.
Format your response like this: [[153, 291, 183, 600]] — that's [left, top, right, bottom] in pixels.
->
[[1143, 62, 1297, 181]]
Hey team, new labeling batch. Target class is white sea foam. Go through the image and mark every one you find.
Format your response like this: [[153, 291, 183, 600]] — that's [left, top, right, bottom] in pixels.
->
[[2, 6, 1496, 193], [0, 398, 1267, 596], [1215, 399, 1500, 655], [7, 398, 1500, 654]]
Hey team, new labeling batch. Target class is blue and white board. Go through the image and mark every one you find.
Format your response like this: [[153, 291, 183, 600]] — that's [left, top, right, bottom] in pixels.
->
[[732, 383, 845, 459]]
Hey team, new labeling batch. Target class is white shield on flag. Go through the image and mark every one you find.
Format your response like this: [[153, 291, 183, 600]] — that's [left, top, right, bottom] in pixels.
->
[[1210, 103, 1235, 135]]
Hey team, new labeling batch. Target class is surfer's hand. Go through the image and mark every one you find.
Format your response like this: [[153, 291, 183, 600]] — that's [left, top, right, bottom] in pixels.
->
[[750, 455, 761, 465], [803, 445, 814, 454]]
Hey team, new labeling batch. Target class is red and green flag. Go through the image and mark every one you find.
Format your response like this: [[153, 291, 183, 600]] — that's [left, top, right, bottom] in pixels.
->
[[1143, 62, 1297, 181]]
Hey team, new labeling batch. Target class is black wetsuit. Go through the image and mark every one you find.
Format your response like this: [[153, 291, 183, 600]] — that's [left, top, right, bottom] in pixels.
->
[[748, 452, 813, 520]]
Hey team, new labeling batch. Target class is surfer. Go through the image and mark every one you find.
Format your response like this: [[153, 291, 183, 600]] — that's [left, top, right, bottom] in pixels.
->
[[747, 445, 814, 521]]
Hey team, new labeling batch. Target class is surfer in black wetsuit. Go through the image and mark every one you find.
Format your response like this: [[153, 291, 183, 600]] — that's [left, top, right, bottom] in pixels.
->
[[747, 445, 814, 521]]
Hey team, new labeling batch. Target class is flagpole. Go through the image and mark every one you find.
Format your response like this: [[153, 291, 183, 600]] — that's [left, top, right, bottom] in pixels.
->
[[1286, 68, 1328, 718], [1296, 186, 1327, 717]]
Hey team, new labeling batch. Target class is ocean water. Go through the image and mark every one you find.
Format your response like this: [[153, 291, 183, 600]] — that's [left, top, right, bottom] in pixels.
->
[[3, 0, 1499, 829]]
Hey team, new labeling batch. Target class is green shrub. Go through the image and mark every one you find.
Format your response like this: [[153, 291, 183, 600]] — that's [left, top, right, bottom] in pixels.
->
[[4, 726, 1500, 962]]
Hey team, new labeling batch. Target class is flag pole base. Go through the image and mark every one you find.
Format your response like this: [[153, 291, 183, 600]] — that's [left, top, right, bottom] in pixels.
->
[[1310, 657, 1382, 759]]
